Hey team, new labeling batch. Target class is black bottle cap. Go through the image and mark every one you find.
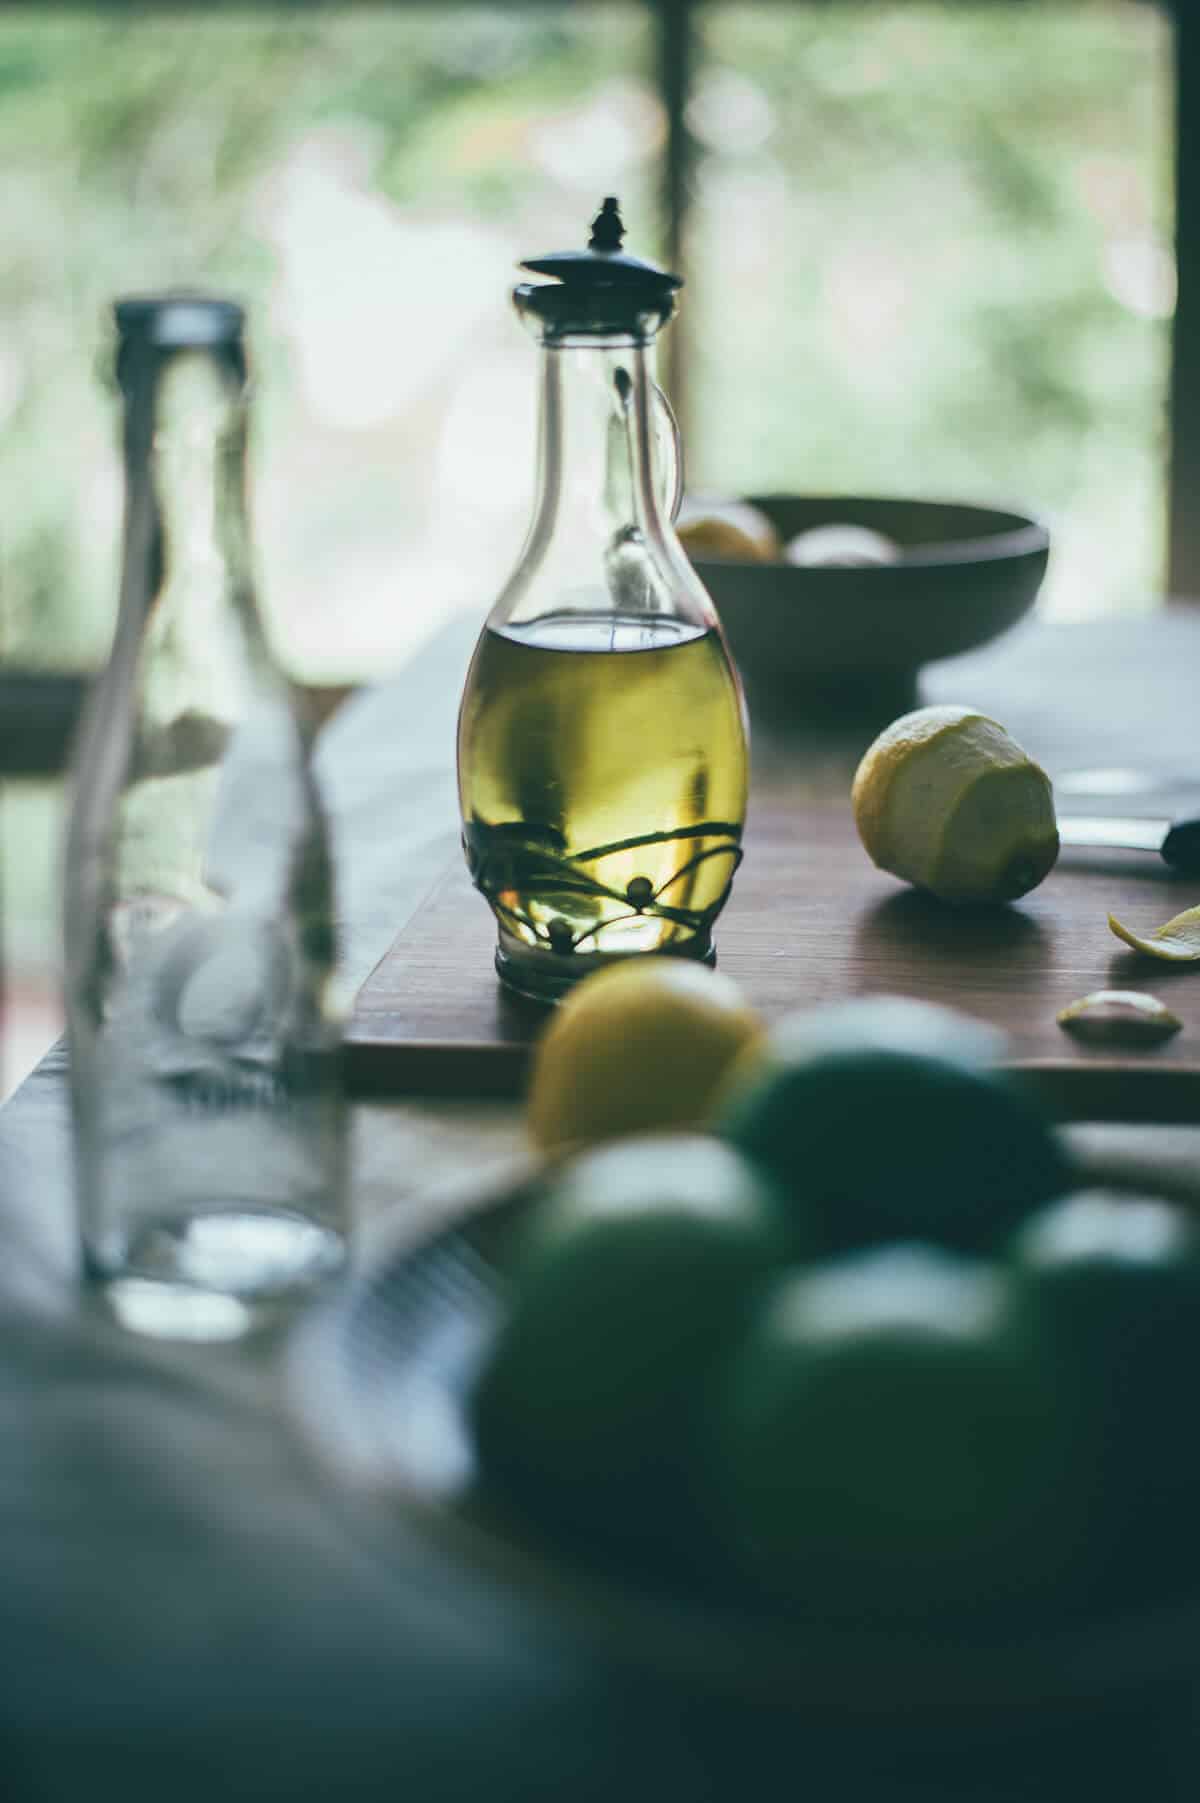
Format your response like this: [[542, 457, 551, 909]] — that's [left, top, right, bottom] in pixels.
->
[[514, 198, 682, 341], [113, 294, 246, 392], [114, 293, 245, 348]]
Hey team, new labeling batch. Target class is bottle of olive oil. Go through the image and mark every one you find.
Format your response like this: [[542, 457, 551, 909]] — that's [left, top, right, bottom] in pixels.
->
[[457, 200, 748, 1001]]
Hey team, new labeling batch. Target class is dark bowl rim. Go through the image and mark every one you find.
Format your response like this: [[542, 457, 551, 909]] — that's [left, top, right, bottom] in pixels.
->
[[687, 494, 1050, 573]]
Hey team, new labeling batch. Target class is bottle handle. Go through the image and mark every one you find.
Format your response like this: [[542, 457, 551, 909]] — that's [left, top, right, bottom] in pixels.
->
[[652, 382, 684, 523]]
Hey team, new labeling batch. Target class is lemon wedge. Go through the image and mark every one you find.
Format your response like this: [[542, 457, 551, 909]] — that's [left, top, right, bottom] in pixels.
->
[[1108, 906, 1200, 962]]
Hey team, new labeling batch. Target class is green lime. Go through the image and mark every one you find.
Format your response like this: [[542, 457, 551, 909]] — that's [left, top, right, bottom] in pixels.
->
[[470, 1134, 795, 1553], [717, 996, 1072, 1254], [704, 1245, 1079, 1621], [1011, 1189, 1200, 1599]]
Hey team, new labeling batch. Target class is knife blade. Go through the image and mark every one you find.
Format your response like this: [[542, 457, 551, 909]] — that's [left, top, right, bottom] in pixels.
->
[[1057, 812, 1200, 874]]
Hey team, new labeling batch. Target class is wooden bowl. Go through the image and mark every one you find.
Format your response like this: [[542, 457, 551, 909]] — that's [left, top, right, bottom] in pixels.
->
[[288, 1164, 1200, 1726], [692, 496, 1049, 713]]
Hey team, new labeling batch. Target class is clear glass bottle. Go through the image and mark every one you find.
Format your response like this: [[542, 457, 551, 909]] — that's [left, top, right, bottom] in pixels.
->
[[63, 295, 346, 1340], [457, 199, 749, 1002]]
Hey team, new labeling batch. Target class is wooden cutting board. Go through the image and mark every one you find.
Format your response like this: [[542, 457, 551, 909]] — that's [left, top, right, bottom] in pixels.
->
[[347, 799, 1200, 1122]]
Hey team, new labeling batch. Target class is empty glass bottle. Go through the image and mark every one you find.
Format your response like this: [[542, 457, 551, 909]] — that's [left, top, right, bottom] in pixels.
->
[[64, 295, 346, 1339], [457, 199, 749, 1002]]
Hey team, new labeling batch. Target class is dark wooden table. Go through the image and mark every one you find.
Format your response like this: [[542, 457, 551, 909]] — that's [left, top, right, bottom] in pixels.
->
[[2, 610, 1200, 1802]]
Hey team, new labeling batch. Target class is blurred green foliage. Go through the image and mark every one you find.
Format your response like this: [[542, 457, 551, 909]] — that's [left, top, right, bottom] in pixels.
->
[[0, 1, 1171, 677], [0, 5, 653, 671], [691, 3, 1171, 618]]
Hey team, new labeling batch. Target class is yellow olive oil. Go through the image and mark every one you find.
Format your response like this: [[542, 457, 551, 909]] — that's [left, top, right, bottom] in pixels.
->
[[457, 612, 748, 993]]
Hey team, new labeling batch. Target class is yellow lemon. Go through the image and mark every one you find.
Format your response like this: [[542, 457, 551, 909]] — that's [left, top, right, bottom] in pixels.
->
[[852, 703, 1059, 904], [677, 499, 781, 563], [526, 957, 763, 1155]]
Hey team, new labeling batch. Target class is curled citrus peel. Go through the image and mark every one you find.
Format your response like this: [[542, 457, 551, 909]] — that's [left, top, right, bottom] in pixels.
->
[[1108, 905, 1200, 962]]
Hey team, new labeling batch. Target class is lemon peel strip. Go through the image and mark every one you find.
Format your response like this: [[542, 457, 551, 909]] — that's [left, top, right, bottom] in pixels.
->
[[1108, 906, 1200, 962]]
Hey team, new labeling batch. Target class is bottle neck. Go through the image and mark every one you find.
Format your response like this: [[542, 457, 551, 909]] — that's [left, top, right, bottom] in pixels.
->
[[118, 343, 259, 659], [486, 329, 716, 637], [112, 341, 279, 776], [527, 339, 661, 560]]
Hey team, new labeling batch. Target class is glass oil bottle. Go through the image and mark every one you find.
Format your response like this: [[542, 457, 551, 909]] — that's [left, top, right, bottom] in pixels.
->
[[457, 199, 749, 1002]]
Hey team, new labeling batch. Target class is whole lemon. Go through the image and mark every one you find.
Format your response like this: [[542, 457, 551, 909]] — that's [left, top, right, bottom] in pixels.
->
[[852, 703, 1059, 904], [677, 499, 781, 563], [526, 957, 762, 1155]]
